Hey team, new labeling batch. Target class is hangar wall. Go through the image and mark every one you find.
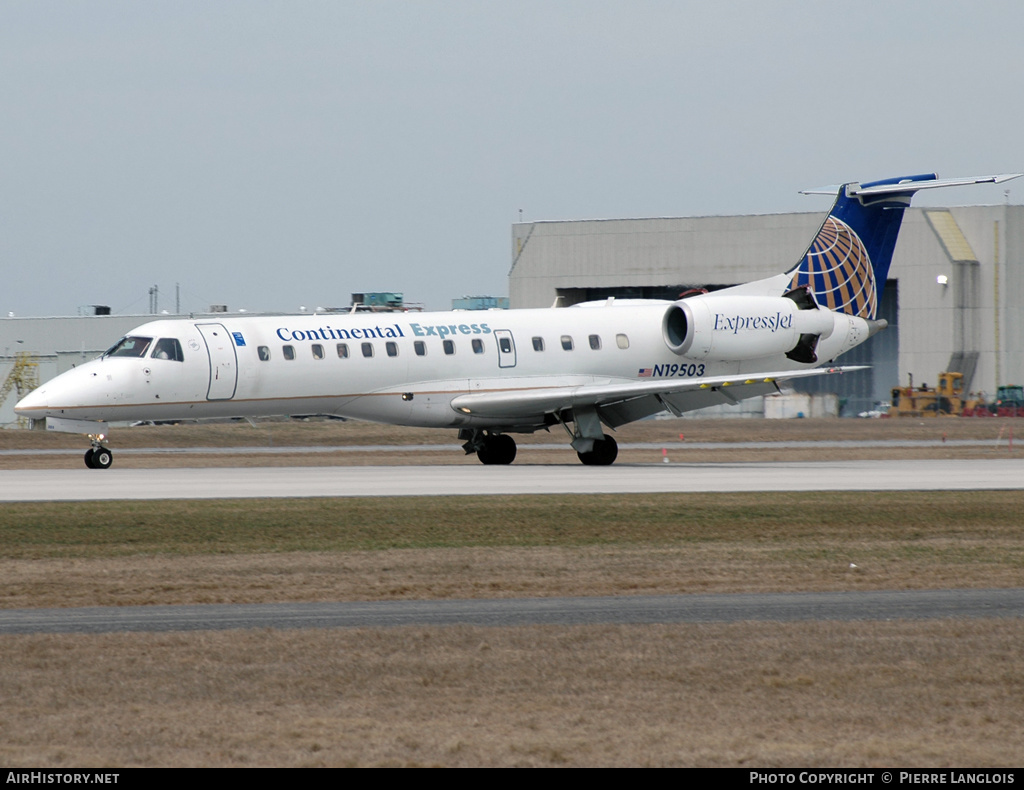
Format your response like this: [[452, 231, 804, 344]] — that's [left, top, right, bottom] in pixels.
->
[[510, 205, 1024, 415], [510, 213, 824, 306]]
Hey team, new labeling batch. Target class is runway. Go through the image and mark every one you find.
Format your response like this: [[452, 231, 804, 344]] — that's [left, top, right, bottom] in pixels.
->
[[3, 458, 1024, 501], [2, 589, 1022, 634], [6, 458, 1023, 637]]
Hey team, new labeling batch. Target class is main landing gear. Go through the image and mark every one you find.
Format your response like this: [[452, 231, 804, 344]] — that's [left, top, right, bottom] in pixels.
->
[[477, 433, 518, 465], [460, 430, 517, 465], [560, 406, 618, 466], [84, 435, 113, 469], [576, 434, 618, 466], [460, 428, 618, 466]]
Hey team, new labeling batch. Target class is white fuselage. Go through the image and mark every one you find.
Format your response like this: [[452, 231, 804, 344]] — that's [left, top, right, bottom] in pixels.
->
[[16, 297, 870, 432]]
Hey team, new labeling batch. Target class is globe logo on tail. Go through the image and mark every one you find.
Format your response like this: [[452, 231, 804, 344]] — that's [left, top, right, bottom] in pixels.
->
[[789, 216, 876, 319]]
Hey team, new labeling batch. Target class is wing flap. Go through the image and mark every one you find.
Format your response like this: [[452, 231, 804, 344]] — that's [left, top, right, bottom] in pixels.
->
[[450, 366, 864, 421], [596, 380, 782, 427]]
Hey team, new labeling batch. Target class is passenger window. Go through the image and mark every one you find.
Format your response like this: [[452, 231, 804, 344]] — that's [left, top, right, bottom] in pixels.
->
[[258, 346, 270, 361], [616, 334, 630, 349], [152, 338, 184, 361], [414, 341, 426, 356], [386, 341, 398, 357], [472, 338, 484, 354], [362, 342, 374, 358], [337, 343, 349, 359], [443, 339, 455, 355], [311, 344, 324, 360], [499, 337, 512, 354], [561, 335, 574, 351], [532, 337, 545, 352], [589, 335, 601, 350], [283, 345, 295, 360]]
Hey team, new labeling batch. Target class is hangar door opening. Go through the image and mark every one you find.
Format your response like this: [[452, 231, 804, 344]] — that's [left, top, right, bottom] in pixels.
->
[[792, 280, 899, 416]]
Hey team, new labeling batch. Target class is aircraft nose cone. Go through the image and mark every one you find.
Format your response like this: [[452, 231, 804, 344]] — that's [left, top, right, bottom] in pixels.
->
[[14, 385, 49, 416]]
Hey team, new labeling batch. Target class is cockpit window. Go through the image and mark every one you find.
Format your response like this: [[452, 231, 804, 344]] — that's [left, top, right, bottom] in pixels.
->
[[151, 338, 184, 362], [105, 336, 153, 358]]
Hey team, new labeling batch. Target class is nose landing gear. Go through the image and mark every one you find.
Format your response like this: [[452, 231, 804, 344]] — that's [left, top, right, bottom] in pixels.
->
[[84, 434, 113, 469]]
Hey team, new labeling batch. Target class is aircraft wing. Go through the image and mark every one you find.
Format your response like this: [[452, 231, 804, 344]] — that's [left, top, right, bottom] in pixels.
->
[[450, 365, 865, 427]]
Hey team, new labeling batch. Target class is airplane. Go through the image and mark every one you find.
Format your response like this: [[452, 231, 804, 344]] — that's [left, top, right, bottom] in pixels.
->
[[16, 172, 1021, 469]]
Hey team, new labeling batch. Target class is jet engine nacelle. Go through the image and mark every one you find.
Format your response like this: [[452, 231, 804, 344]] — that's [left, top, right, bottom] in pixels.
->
[[663, 294, 836, 362]]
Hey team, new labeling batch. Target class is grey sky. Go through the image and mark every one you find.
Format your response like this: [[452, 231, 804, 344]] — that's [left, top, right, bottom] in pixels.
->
[[3, 1, 1023, 317]]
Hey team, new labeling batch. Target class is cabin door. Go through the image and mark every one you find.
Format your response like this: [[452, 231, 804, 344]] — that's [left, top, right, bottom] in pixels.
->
[[196, 323, 238, 400], [494, 329, 517, 369]]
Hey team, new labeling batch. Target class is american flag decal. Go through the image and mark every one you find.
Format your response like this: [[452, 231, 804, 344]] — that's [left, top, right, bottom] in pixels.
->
[[638, 368, 653, 377]]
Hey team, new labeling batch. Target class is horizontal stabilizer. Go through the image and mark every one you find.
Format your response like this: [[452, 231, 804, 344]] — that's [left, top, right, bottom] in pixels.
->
[[801, 173, 1022, 197]]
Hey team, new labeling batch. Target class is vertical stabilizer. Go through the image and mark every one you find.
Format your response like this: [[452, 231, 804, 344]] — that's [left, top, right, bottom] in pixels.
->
[[788, 174, 936, 320], [788, 172, 1022, 320]]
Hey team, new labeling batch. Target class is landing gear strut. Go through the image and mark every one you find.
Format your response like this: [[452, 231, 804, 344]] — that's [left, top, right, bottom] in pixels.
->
[[555, 405, 619, 466], [84, 435, 113, 469]]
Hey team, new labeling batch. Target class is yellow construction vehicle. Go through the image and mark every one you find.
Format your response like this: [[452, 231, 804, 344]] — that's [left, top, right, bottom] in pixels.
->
[[889, 372, 978, 417]]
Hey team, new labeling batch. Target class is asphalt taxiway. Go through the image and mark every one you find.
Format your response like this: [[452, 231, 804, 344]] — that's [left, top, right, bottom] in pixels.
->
[[3, 458, 1024, 501], [3, 589, 1022, 634]]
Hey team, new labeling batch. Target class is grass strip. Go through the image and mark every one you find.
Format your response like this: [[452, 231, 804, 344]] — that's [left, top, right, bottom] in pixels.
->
[[2, 490, 1023, 559]]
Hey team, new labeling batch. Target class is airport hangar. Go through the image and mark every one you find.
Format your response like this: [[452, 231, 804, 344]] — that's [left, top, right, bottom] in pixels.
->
[[510, 204, 1024, 416]]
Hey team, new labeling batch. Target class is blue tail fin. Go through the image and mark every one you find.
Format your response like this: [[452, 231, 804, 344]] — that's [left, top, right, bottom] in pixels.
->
[[788, 172, 1022, 320], [787, 173, 939, 320]]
